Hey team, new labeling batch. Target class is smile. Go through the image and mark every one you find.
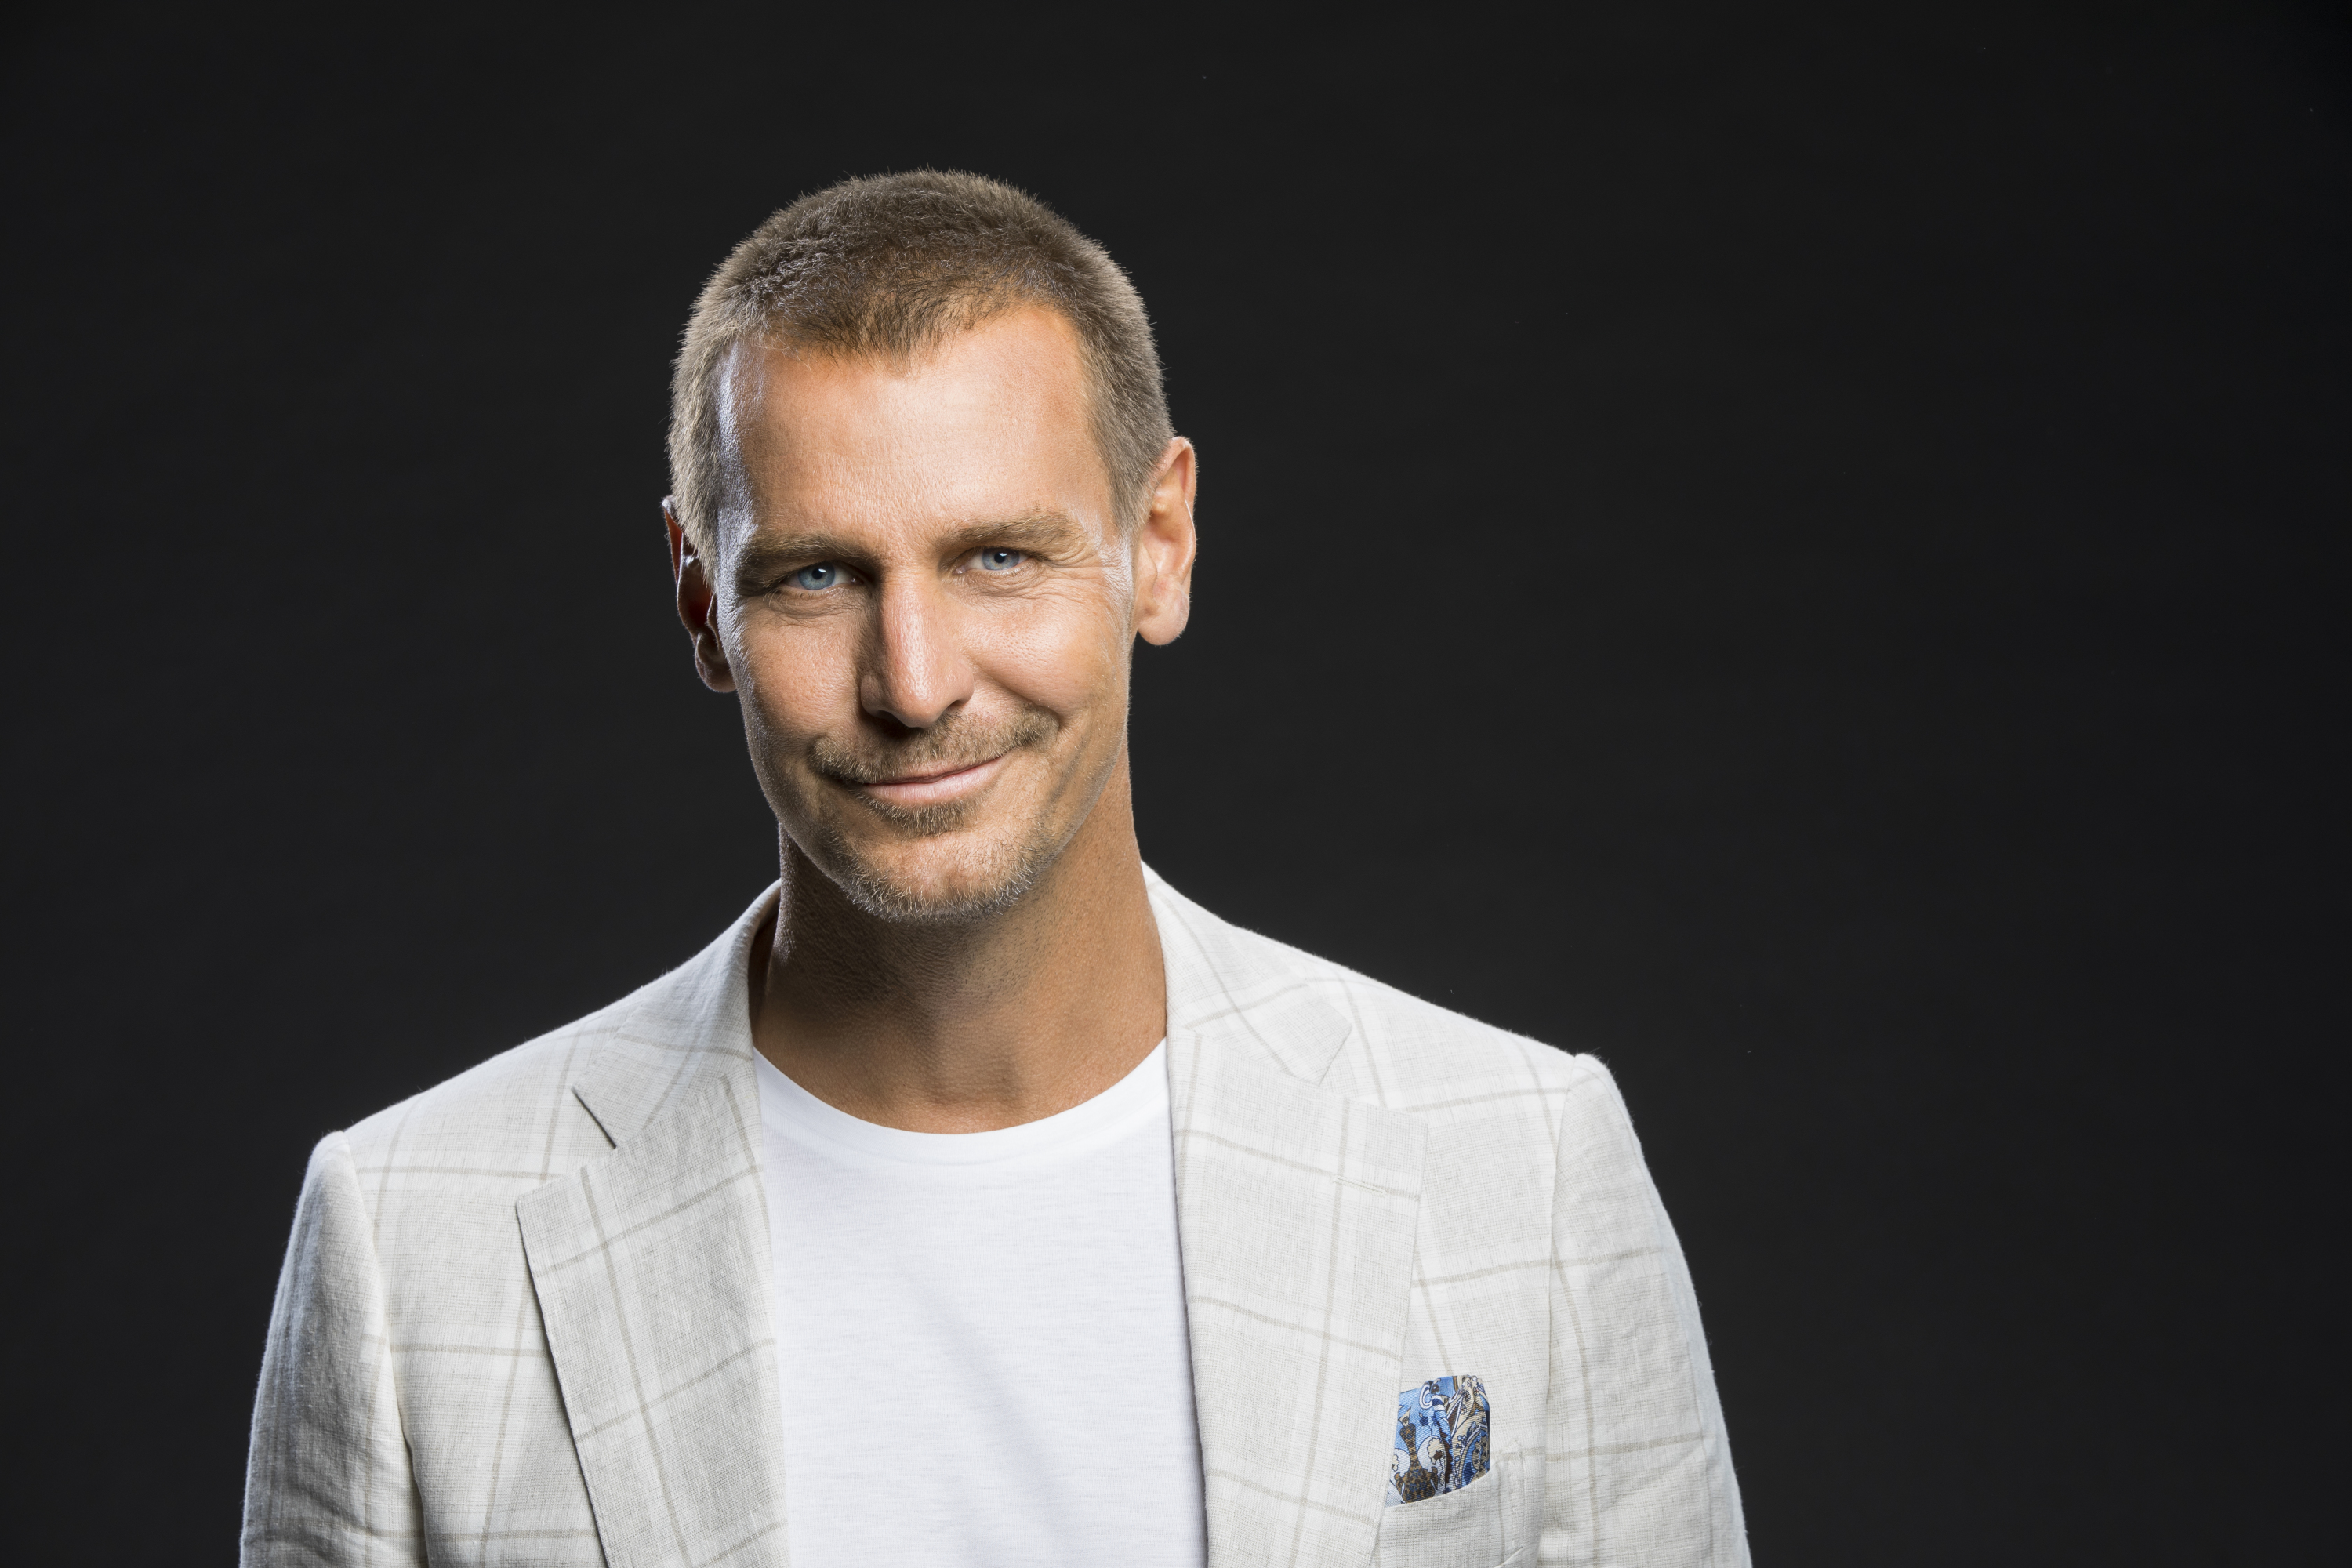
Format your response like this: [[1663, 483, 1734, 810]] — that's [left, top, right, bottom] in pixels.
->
[[854, 753, 1009, 808]]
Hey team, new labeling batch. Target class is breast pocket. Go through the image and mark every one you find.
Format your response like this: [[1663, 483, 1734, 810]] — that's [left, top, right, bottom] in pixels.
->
[[1372, 1450, 1528, 1567]]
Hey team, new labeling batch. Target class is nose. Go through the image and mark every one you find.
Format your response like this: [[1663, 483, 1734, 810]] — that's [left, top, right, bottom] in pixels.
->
[[859, 574, 975, 731]]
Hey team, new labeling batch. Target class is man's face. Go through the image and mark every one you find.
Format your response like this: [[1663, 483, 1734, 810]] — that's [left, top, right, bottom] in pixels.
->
[[674, 306, 1193, 922]]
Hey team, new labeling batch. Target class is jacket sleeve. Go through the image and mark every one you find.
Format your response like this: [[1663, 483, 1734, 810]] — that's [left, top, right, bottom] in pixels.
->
[[241, 1132, 426, 1566], [1541, 1059, 1748, 1566]]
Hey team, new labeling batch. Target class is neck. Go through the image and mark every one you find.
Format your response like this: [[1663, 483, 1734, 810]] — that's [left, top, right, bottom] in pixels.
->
[[749, 757, 1167, 1132]]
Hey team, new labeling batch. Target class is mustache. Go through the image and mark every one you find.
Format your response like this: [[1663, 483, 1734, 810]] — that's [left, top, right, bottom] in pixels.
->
[[807, 709, 1058, 786]]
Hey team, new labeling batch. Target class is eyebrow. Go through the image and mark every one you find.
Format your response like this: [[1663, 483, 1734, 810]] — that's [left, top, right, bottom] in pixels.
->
[[734, 510, 1092, 584]]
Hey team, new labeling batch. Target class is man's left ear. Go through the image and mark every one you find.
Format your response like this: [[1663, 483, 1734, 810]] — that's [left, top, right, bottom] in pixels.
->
[[1131, 437, 1198, 647]]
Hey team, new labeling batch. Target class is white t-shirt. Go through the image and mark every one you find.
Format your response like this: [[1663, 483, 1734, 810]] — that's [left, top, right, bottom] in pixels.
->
[[757, 1041, 1208, 1568]]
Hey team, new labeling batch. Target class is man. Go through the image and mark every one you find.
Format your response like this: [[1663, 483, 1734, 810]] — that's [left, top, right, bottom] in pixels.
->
[[242, 171, 1747, 1567]]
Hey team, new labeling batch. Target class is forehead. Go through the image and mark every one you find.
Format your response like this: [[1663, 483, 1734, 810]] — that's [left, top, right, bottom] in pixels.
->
[[724, 306, 1109, 542]]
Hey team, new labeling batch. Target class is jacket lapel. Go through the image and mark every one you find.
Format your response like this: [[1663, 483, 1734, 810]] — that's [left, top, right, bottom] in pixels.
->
[[1153, 874, 1428, 1568], [517, 895, 791, 1568]]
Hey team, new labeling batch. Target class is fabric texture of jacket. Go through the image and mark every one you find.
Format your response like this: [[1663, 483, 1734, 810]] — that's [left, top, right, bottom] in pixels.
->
[[242, 869, 1748, 1566]]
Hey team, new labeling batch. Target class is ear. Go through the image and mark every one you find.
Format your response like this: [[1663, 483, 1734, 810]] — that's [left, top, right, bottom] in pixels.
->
[[665, 499, 736, 692], [1131, 438, 1198, 647]]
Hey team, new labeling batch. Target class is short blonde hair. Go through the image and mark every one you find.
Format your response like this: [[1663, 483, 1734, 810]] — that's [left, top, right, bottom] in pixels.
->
[[666, 170, 1172, 556]]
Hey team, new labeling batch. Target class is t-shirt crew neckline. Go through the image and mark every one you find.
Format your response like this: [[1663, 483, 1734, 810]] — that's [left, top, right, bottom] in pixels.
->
[[752, 1040, 1171, 1170]]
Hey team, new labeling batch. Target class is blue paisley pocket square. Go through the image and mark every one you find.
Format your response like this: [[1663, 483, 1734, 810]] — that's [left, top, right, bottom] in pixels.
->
[[1384, 1374, 1492, 1506]]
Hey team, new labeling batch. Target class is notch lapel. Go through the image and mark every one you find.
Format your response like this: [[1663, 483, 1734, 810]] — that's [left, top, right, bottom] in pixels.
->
[[1156, 877, 1428, 1568], [517, 899, 791, 1568]]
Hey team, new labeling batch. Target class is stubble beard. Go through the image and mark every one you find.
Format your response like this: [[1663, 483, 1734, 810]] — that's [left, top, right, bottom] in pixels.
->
[[797, 708, 1070, 925]]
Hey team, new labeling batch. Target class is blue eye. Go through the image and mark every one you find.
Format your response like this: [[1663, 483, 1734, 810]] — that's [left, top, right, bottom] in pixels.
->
[[977, 548, 1024, 572], [790, 563, 841, 590]]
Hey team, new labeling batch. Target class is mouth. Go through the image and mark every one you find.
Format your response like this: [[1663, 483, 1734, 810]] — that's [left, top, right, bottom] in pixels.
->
[[851, 753, 1009, 809]]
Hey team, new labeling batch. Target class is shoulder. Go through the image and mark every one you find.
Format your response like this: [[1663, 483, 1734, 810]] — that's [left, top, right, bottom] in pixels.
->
[[336, 987, 640, 1174], [1160, 886, 1675, 1284], [331, 887, 772, 1174], [1149, 869, 1617, 1142], [1266, 926, 1621, 1152], [1313, 949, 1605, 1108]]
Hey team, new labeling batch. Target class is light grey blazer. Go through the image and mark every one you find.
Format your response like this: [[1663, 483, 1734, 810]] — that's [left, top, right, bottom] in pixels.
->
[[243, 869, 1747, 1567]]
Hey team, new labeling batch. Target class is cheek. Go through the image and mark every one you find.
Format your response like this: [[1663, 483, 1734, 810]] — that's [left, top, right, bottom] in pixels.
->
[[975, 592, 1129, 717], [729, 618, 856, 739]]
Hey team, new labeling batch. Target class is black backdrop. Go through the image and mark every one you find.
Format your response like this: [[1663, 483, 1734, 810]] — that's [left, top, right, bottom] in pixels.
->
[[3, 4, 2343, 1562]]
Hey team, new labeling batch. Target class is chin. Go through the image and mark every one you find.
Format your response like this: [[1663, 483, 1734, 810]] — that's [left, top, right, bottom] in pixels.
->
[[822, 829, 1057, 925]]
